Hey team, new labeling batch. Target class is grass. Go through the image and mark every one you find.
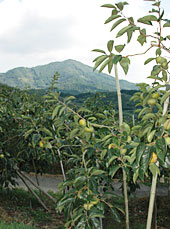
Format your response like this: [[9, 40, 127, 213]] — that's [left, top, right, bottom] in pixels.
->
[[0, 187, 170, 228], [0, 188, 64, 228], [0, 221, 35, 229]]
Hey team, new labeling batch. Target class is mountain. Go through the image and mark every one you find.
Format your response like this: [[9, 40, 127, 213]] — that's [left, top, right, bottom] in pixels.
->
[[0, 59, 137, 94]]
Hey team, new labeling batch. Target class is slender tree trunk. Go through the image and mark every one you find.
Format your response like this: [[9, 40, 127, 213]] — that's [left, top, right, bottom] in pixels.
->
[[146, 80, 170, 228], [114, 64, 129, 229], [16, 171, 49, 211], [114, 64, 123, 126], [146, 172, 158, 229], [52, 125, 66, 182]]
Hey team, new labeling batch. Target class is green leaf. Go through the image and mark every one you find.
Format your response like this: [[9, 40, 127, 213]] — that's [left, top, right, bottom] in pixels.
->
[[133, 169, 139, 183], [109, 164, 120, 178], [70, 128, 79, 138], [142, 113, 155, 121], [166, 35, 170, 40], [161, 90, 170, 104], [107, 40, 114, 53], [59, 106, 65, 116], [156, 138, 166, 162], [162, 70, 167, 81], [105, 15, 121, 24], [64, 96, 75, 103], [158, 10, 164, 22], [144, 58, 155, 65], [115, 44, 125, 53], [139, 125, 152, 138], [110, 208, 121, 223], [107, 156, 118, 167], [24, 129, 34, 139], [110, 18, 126, 31], [99, 58, 110, 73], [127, 30, 133, 43], [108, 57, 114, 73], [74, 176, 87, 187], [149, 163, 160, 177], [138, 107, 149, 119], [112, 55, 122, 64], [45, 142, 52, 149], [136, 142, 146, 165], [101, 149, 107, 160], [93, 55, 108, 71], [163, 22, 170, 27], [137, 15, 157, 25], [40, 127, 53, 137], [137, 29, 146, 46], [119, 57, 130, 75], [156, 48, 161, 56], [90, 218, 101, 228], [141, 146, 152, 173], [147, 130, 156, 143], [92, 49, 106, 54], [52, 105, 62, 119], [101, 4, 116, 9], [116, 25, 133, 38], [116, 2, 124, 11], [91, 169, 105, 176]]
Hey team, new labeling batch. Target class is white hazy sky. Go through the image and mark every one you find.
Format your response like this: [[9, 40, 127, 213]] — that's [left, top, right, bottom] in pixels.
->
[[0, 0, 170, 83]]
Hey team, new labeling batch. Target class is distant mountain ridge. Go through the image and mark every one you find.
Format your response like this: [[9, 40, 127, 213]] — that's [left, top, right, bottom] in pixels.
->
[[0, 59, 137, 94]]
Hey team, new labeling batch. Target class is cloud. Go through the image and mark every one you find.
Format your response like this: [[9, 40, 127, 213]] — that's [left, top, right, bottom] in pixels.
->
[[0, 12, 75, 54], [0, 0, 169, 84]]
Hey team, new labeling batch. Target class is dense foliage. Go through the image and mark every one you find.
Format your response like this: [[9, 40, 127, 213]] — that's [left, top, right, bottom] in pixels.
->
[[0, 0, 170, 228]]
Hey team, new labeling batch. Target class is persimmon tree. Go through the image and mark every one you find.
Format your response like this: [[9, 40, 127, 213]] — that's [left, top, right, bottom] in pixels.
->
[[92, 0, 170, 228]]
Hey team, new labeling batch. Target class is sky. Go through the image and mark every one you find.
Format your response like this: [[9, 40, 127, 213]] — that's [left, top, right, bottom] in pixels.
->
[[0, 0, 170, 83]]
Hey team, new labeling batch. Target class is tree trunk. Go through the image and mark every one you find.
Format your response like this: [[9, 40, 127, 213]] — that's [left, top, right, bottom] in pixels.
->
[[114, 64, 129, 229], [146, 81, 170, 228]]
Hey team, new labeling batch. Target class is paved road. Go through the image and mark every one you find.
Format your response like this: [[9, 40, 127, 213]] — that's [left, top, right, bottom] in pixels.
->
[[13, 173, 169, 197]]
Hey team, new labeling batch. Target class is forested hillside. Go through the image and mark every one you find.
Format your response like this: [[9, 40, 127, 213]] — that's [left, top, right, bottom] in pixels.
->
[[0, 59, 137, 93]]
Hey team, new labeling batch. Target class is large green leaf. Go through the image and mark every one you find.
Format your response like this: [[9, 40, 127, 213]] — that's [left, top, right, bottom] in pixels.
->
[[112, 55, 122, 64], [108, 57, 114, 73], [115, 2, 124, 11], [136, 142, 146, 165], [101, 4, 116, 9], [116, 25, 133, 38], [115, 44, 125, 53], [137, 29, 146, 46], [163, 22, 170, 27], [110, 18, 126, 31], [92, 49, 106, 54], [137, 15, 157, 25], [141, 146, 152, 173], [144, 58, 155, 65], [142, 113, 155, 121], [107, 155, 118, 167], [70, 128, 79, 138], [91, 169, 105, 176], [127, 30, 133, 43], [99, 58, 111, 73], [107, 40, 114, 52], [109, 164, 120, 178], [93, 55, 108, 71], [156, 138, 166, 162], [105, 15, 121, 24], [147, 130, 156, 143], [119, 57, 130, 74], [52, 105, 62, 119]]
